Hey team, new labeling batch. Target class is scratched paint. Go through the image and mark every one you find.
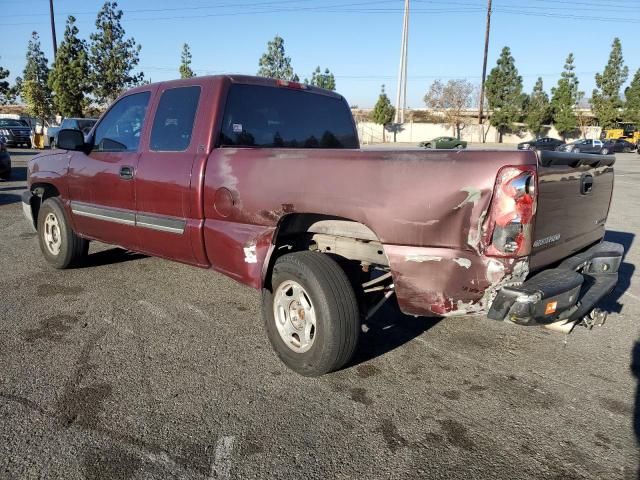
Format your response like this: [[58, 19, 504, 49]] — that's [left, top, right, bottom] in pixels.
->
[[405, 255, 443, 263], [243, 245, 258, 264], [455, 186, 482, 210], [452, 258, 472, 269]]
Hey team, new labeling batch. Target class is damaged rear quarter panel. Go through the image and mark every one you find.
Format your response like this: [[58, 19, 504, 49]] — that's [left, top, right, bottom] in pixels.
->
[[202, 147, 535, 299]]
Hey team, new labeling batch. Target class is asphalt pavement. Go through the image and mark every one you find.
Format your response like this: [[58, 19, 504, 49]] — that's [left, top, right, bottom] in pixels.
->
[[1, 147, 639, 479]]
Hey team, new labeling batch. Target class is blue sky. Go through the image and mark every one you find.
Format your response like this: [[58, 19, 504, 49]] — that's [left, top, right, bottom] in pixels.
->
[[1, 0, 639, 108]]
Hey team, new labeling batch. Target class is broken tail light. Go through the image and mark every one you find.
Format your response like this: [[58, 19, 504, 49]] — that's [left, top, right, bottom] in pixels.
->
[[485, 165, 537, 257]]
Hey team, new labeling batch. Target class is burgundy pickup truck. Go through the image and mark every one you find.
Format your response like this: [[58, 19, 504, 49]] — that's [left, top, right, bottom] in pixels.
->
[[23, 75, 623, 376]]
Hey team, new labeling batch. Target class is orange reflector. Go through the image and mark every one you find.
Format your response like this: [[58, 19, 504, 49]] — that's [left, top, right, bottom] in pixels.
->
[[545, 301, 558, 315]]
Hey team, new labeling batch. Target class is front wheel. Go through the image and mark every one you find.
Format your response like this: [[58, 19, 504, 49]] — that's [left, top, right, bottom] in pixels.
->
[[262, 251, 360, 376], [601, 148, 609, 155], [37, 197, 89, 269], [455, 144, 465, 150]]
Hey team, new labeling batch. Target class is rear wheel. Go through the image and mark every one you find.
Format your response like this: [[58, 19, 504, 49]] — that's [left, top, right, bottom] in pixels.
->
[[37, 197, 89, 269], [0, 168, 9, 180], [424, 143, 432, 149], [262, 251, 360, 376]]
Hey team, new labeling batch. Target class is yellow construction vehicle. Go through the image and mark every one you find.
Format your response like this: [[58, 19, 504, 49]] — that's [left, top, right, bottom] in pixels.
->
[[602, 122, 640, 145]]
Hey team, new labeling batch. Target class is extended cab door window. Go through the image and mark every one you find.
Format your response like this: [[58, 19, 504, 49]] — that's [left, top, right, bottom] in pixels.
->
[[149, 86, 200, 151], [93, 92, 151, 152]]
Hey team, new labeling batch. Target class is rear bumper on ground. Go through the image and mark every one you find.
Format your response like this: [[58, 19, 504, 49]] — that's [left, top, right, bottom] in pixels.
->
[[488, 241, 623, 326]]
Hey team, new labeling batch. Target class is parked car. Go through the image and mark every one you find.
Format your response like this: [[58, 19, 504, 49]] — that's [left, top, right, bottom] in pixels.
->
[[517, 137, 565, 151], [0, 118, 32, 148], [48, 118, 97, 148], [557, 139, 613, 155], [604, 138, 636, 153], [22, 75, 622, 376], [0, 139, 10, 180], [419, 136, 467, 149]]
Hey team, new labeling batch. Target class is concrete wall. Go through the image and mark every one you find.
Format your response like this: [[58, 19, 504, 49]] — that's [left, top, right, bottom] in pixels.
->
[[357, 121, 602, 145]]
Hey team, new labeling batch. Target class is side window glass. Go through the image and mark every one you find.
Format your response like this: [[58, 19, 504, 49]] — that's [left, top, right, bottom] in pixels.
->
[[93, 92, 151, 152], [150, 86, 201, 152]]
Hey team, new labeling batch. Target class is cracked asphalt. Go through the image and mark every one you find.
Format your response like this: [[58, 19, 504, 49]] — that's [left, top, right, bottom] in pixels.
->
[[1, 147, 639, 479]]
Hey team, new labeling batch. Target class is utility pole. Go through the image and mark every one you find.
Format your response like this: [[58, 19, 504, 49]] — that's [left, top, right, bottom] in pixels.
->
[[477, 0, 492, 142], [49, 0, 58, 58], [394, 0, 409, 125]]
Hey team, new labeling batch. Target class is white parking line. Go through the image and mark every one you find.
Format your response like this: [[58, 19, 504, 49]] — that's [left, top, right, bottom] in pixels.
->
[[209, 436, 235, 480]]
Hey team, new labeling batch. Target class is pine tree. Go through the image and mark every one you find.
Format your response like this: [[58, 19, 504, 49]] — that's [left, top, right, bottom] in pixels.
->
[[257, 35, 297, 81], [372, 85, 395, 142], [21, 32, 53, 126], [179, 43, 195, 79], [0, 59, 11, 105], [48, 16, 90, 117], [623, 69, 640, 125], [591, 37, 628, 129], [89, 1, 144, 105], [305, 67, 336, 90], [551, 53, 581, 140], [524, 77, 550, 137], [485, 46, 524, 142]]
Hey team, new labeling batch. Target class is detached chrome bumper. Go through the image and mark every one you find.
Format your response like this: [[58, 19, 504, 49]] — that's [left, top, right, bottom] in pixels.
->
[[22, 190, 36, 231], [488, 241, 623, 327]]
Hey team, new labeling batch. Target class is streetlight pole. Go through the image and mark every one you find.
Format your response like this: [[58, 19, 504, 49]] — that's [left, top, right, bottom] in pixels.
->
[[477, 0, 492, 142], [49, 0, 58, 58], [394, 0, 409, 125]]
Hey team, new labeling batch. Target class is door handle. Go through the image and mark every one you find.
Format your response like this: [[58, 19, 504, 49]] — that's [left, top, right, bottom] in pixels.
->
[[119, 166, 134, 180]]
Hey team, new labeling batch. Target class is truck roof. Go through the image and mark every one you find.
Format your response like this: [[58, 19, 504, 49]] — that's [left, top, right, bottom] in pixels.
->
[[125, 74, 345, 100]]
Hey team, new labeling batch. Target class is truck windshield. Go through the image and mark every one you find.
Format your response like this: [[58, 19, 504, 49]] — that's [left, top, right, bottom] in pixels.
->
[[219, 84, 358, 149]]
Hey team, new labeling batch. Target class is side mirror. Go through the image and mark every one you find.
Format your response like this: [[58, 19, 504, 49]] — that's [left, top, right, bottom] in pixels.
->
[[57, 129, 86, 151]]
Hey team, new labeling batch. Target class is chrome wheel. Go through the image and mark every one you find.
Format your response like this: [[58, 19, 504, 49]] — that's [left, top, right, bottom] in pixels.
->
[[273, 280, 316, 353], [43, 212, 62, 255]]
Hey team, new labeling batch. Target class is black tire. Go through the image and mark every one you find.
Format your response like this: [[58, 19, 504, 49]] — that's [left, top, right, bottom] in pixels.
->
[[37, 197, 89, 269], [424, 143, 432, 149], [601, 148, 609, 155], [262, 251, 360, 377], [0, 169, 9, 180], [50, 138, 56, 149]]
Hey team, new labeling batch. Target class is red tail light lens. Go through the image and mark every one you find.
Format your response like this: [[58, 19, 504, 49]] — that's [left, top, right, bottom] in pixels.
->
[[485, 165, 537, 257]]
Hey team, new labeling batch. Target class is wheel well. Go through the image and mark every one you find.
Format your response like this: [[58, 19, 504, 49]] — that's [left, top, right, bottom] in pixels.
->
[[264, 213, 389, 288], [29, 183, 60, 229]]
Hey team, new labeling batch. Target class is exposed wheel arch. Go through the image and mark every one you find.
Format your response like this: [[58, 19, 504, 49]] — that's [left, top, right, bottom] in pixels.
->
[[263, 213, 388, 289]]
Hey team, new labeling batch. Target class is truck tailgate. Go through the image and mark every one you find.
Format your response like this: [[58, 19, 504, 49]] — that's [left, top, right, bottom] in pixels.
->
[[529, 151, 615, 271]]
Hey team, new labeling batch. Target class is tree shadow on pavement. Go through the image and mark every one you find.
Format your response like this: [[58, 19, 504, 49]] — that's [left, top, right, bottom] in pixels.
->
[[77, 248, 148, 268], [601, 230, 635, 314], [348, 300, 441, 368]]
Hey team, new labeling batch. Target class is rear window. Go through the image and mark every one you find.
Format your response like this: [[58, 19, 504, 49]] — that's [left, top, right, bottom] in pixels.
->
[[0, 119, 25, 127], [219, 84, 358, 149]]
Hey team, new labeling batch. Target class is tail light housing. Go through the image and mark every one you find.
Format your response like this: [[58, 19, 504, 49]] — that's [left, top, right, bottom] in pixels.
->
[[484, 165, 537, 257]]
